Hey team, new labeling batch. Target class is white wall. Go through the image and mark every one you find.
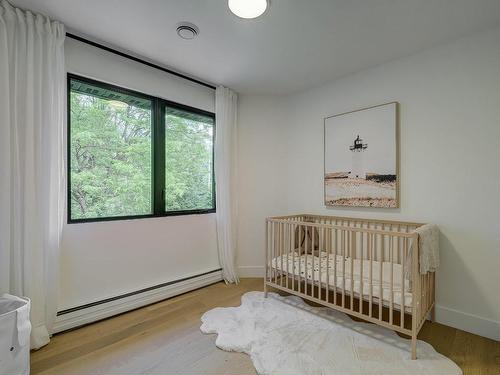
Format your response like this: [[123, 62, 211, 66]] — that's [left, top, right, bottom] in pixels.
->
[[236, 95, 289, 277], [237, 28, 500, 340], [60, 38, 219, 310]]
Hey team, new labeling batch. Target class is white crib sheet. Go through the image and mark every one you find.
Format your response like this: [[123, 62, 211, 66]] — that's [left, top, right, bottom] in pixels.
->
[[271, 251, 413, 308]]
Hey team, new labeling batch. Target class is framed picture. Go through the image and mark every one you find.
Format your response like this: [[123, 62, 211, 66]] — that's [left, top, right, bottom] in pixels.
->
[[324, 102, 399, 208]]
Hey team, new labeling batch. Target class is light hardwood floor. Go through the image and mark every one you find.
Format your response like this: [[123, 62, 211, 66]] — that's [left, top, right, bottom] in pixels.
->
[[31, 278, 500, 374]]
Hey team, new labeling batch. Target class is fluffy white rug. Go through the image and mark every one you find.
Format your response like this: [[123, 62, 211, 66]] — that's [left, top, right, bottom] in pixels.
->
[[200, 292, 462, 375]]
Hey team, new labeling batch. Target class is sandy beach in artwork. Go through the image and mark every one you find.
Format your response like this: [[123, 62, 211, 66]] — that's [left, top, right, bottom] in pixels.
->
[[325, 177, 396, 208]]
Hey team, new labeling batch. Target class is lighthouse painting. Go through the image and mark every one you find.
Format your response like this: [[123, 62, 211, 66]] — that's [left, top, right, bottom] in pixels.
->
[[324, 102, 399, 208]]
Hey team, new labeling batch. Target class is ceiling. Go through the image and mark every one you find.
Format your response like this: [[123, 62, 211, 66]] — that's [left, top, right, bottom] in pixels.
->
[[10, 0, 500, 94]]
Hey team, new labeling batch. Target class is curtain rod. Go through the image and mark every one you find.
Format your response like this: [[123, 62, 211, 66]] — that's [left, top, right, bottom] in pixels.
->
[[66, 32, 217, 90]]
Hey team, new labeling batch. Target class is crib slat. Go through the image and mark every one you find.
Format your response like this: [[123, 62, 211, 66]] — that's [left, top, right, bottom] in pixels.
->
[[424, 272, 428, 322], [292, 223, 296, 292], [411, 234, 419, 359], [287, 223, 291, 290], [291, 221, 294, 288], [276, 221, 280, 285], [425, 273, 428, 318], [299, 225, 303, 294], [305, 225, 309, 297], [270, 221, 273, 284], [326, 227, 330, 304], [427, 273, 430, 318], [379, 233, 383, 322], [342, 228, 346, 309], [389, 235, 394, 325], [397, 224, 401, 264], [286, 222, 289, 288], [309, 225, 313, 298], [431, 272, 436, 321], [280, 222, 284, 287], [359, 230, 364, 315], [311, 223, 319, 297], [274, 221, 277, 285], [284, 222, 287, 284], [369, 232, 373, 318], [285, 222, 289, 288], [401, 237, 406, 329], [265, 221, 268, 284], [420, 272, 424, 325], [423, 273, 426, 324], [283, 222, 286, 287], [282, 222, 286, 288], [277, 222, 280, 286], [421, 273, 425, 316], [311, 224, 315, 299], [350, 231, 355, 312], [333, 228, 338, 306], [319, 226, 324, 300], [265, 221, 269, 287], [429, 273, 432, 317], [302, 225, 306, 296], [430, 273, 433, 315]]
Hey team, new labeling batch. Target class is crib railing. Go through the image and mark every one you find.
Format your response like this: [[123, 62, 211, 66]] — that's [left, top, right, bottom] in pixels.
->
[[264, 214, 435, 360]]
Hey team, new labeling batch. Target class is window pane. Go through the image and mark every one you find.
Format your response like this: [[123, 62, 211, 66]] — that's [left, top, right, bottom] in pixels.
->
[[69, 78, 152, 220], [165, 107, 214, 211]]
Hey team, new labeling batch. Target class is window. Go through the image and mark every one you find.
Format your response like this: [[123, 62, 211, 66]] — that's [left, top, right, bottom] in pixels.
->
[[68, 74, 215, 223], [165, 107, 214, 212]]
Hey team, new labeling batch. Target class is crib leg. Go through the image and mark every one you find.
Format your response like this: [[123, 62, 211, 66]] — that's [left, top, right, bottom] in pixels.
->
[[411, 334, 417, 360], [264, 281, 268, 298], [430, 305, 436, 323]]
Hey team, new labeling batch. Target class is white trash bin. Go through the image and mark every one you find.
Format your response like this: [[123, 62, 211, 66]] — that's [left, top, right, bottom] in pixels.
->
[[0, 295, 31, 375]]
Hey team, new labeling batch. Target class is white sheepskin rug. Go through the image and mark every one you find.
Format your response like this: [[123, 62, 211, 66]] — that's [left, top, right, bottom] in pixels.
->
[[200, 292, 462, 375]]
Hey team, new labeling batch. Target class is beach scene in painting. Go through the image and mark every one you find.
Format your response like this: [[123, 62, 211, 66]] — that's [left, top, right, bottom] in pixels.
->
[[324, 103, 397, 208]]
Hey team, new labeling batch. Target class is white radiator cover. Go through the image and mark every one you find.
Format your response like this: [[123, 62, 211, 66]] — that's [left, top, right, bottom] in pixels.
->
[[53, 269, 222, 333]]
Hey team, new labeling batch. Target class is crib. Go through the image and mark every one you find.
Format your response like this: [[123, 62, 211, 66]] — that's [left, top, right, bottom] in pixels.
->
[[264, 214, 436, 360]]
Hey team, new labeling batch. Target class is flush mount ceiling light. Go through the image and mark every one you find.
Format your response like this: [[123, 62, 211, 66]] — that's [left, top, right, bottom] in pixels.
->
[[108, 100, 128, 110], [176, 22, 199, 40], [228, 0, 268, 19]]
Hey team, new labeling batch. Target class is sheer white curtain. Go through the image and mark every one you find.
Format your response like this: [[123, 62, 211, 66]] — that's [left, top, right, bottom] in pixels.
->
[[215, 87, 239, 283], [0, 0, 65, 349]]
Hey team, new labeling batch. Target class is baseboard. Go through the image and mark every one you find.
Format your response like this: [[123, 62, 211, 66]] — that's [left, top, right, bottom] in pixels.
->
[[435, 305, 500, 342], [52, 270, 223, 334], [238, 266, 265, 278]]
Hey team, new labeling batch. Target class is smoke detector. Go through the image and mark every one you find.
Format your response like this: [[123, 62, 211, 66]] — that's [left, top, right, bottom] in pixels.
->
[[176, 22, 199, 40]]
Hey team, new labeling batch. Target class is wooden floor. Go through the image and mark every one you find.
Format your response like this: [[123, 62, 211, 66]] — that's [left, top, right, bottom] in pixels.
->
[[31, 278, 500, 374]]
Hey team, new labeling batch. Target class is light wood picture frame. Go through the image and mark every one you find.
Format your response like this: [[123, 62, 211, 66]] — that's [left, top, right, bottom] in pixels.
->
[[324, 102, 400, 208]]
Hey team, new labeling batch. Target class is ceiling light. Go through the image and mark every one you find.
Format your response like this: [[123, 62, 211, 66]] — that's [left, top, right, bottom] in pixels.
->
[[108, 100, 128, 110], [228, 0, 268, 19], [176, 22, 199, 40]]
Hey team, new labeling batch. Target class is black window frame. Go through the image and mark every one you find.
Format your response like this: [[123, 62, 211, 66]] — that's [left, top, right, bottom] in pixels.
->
[[67, 73, 216, 224]]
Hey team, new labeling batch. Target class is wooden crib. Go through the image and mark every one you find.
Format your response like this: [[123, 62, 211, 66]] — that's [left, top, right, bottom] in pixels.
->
[[264, 214, 435, 360]]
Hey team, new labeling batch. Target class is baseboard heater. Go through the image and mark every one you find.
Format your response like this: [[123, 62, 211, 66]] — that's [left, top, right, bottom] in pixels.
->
[[53, 268, 223, 334]]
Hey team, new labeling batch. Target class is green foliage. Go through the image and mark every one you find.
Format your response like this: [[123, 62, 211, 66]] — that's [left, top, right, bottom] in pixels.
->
[[69, 91, 214, 220], [165, 113, 214, 211], [70, 93, 152, 219]]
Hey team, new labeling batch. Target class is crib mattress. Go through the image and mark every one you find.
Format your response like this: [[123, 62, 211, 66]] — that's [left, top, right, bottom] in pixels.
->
[[270, 252, 413, 308]]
